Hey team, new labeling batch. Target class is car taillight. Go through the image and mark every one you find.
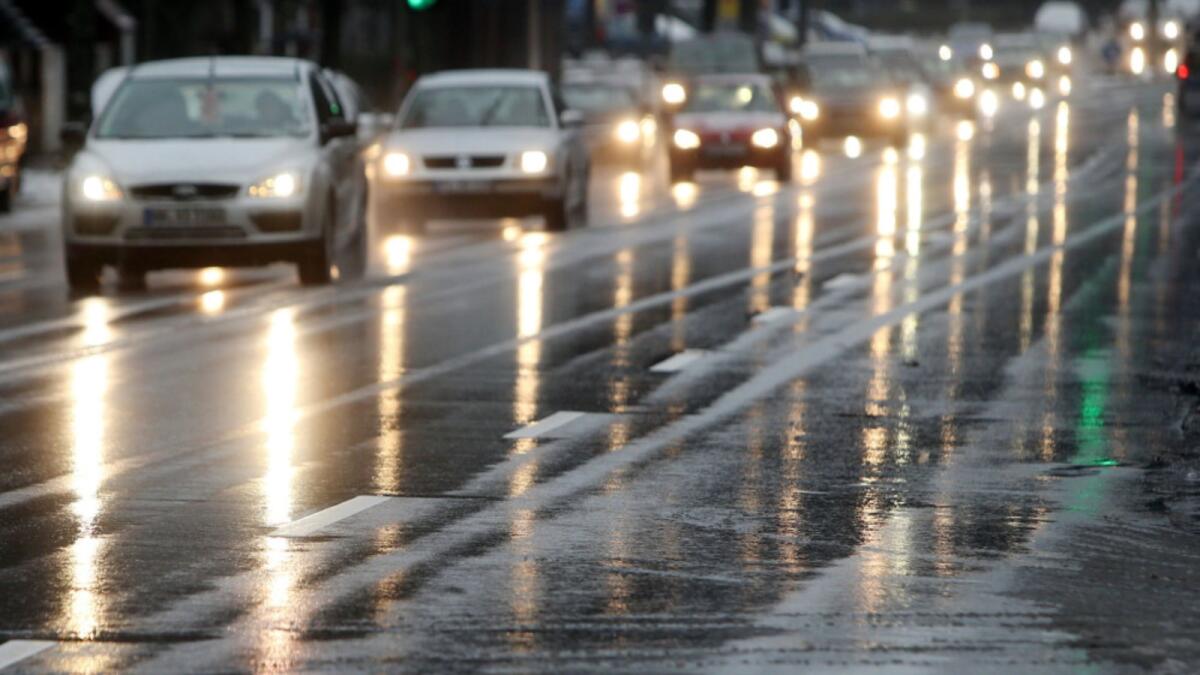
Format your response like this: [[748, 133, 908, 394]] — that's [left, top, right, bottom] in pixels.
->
[[1179, 64, 1191, 80]]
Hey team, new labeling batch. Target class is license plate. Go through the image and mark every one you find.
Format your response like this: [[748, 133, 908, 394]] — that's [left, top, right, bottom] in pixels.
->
[[705, 144, 746, 157], [143, 207, 225, 227], [434, 180, 491, 194]]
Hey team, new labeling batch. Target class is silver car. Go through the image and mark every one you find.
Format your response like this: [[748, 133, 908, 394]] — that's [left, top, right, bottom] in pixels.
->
[[374, 69, 590, 233], [62, 57, 366, 291]]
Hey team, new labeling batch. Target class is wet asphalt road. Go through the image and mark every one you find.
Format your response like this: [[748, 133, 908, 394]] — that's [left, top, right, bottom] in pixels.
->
[[3, 78, 1200, 673]]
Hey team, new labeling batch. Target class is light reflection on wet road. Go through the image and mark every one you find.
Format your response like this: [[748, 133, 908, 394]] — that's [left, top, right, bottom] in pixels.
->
[[2, 80, 1200, 671]]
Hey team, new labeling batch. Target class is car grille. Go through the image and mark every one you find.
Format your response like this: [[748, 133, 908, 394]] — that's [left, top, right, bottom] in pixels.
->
[[699, 131, 750, 144], [125, 227, 246, 240], [129, 183, 242, 200], [423, 155, 506, 170]]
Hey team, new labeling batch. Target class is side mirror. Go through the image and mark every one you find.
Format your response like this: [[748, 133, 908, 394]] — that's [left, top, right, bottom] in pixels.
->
[[561, 109, 585, 128], [61, 121, 87, 153], [321, 118, 358, 143]]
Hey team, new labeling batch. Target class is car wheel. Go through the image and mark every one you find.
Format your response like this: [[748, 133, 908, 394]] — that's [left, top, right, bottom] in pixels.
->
[[65, 254, 101, 293], [775, 154, 794, 182], [0, 179, 14, 213], [572, 165, 590, 229], [668, 158, 694, 183], [298, 201, 335, 285], [543, 195, 569, 232]]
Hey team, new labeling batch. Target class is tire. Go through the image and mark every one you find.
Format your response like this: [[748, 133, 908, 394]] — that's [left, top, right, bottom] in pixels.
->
[[0, 179, 13, 213], [298, 201, 335, 285], [543, 196, 569, 232], [668, 158, 694, 183], [117, 262, 146, 291], [65, 254, 101, 293], [775, 154, 793, 182]]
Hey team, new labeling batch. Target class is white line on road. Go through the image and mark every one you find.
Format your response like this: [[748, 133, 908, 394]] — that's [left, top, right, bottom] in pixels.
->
[[271, 495, 393, 538], [823, 273, 862, 290], [0, 640, 55, 671], [650, 350, 711, 373], [751, 307, 799, 326], [504, 411, 587, 440]]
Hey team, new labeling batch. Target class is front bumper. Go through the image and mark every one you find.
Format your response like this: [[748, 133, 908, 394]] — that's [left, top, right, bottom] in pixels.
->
[[66, 241, 311, 270], [669, 142, 786, 170], [376, 176, 560, 220]]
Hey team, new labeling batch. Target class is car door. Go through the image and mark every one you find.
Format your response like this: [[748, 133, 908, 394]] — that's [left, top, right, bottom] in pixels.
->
[[310, 72, 360, 239], [549, 84, 587, 203]]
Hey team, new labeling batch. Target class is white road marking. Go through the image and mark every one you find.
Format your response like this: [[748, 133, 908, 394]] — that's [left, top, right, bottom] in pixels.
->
[[823, 273, 862, 290], [504, 411, 587, 440], [0, 640, 55, 670], [271, 495, 392, 538], [650, 350, 711, 373], [751, 307, 798, 326]]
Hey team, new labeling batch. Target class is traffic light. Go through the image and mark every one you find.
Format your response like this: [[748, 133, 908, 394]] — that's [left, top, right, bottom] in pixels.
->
[[407, 0, 437, 9]]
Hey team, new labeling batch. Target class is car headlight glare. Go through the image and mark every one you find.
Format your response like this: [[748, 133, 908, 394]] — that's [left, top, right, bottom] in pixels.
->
[[248, 171, 301, 199], [1026, 59, 1045, 79], [80, 175, 123, 202], [906, 93, 928, 116], [1131, 22, 1145, 42], [1058, 46, 1073, 66], [954, 77, 976, 99], [383, 152, 411, 178], [982, 62, 1000, 80], [799, 99, 819, 121], [979, 43, 994, 61], [615, 119, 641, 144], [879, 97, 901, 119], [1165, 20, 1181, 40], [751, 128, 779, 149], [673, 128, 701, 150], [520, 150, 549, 174], [662, 82, 687, 105]]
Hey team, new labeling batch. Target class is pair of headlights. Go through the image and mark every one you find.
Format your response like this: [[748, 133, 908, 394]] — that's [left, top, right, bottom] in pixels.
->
[[789, 97, 821, 121], [672, 127, 780, 150], [77, 171, 301, 202], [381, 150, 549, 178]]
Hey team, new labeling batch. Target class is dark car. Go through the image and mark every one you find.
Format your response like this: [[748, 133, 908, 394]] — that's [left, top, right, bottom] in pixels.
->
[[562, 81, 654, 165], [1178, 43, 1200, 115], [792, 46, 909, 146], [667, 74, 794, 182], [0, 58, 28, 212]]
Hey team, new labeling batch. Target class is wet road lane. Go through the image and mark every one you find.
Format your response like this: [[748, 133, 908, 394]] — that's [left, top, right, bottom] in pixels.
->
[[3, 80, 1200, 672]]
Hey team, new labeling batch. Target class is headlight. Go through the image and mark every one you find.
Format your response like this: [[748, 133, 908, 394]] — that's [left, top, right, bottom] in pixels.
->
[[1165, 20, 1180, 40], [906, 93, 928, 116], [939, 45, 953, 61], [979, 89, 999, 118], [982, 62, 1000, 80], [879, 97, 901, 119], [662, 82, 687, 105], [1012, 81, 1027, 100], [79, 175, 123, 202], [1057, 46, 1073, 66], [789, 96, 804, 115], [1058, 75, 1073, 96], [1026, 59, 1045, 80], [615, 119, 641, 144], [520, 150, 548, 174], [673, 128, 700, 149], [1029, 88, 1046, 110], [247, 171, 301, 198], [1130, 22, 1145, 42], [979, 43, 994, 61], [382, 152, 411, 178], [791, 97, 819, 121], [750, 128, 779, 148], [954, 77, 976, 99]]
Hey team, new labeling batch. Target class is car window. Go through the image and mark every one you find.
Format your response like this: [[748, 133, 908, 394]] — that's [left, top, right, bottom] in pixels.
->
[[95, 77, 312, 139], [681, 82, 778, 114], [309, 74, 343, 124], [562, 86, 637, 113], [401, 86, 551, 129], [805, 57, 885, 88], [669, 37, 758, 75]]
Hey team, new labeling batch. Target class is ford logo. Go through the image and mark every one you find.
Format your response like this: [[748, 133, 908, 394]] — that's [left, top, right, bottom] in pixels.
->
[[172, 184, 199, 199]]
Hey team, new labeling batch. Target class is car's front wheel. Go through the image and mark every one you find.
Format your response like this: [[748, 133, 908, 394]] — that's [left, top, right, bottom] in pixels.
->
[[298, 202, 335, 285], [65, 253, 101, 293], [543, 195, 569, 232]]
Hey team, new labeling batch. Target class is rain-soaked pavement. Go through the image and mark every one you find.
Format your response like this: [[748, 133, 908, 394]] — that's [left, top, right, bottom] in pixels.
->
[[3, 78, 1200, 673]]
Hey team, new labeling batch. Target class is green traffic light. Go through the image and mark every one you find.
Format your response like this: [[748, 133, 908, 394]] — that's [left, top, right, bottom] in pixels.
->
[[407, 0, 437, 9]]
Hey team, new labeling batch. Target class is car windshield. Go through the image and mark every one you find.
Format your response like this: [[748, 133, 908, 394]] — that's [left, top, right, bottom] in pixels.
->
[[96, 77, 312, 139], [877, 52, 925, 84], [682, 82, 777, 113], [807, 58, 884, 88], [669, 38, 758, 75], [401, 86, 551, 128], [562, 85, 637, 114]]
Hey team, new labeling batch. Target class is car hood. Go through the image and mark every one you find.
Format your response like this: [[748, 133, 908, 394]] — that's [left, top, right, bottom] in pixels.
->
[[674, 111, 785, 131], [385, 127, 560, 156], [79, 137, 317, 186]]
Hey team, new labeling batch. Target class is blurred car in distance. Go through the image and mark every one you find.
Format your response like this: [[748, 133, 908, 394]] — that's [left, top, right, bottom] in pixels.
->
[[668, 73, 796, 182], [0, 58, 28, 212], [868, 35, 934, 129], [374, 69, 590, 233], [916, 42, 981, 119], [991, 33, 1054, 104], [61, 56, 365, 291], [659, 32, 761, 113], [562, 80, 655, 166], [791, 43, 911, 146]]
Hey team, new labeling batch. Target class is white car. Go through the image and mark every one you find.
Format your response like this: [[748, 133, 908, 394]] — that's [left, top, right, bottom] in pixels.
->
[[62, 56, 366, 291], [374, 69, 590, 233]]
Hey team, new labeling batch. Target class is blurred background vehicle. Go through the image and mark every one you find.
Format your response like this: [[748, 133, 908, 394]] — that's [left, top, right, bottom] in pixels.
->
[[916, 41, 981, 119], [868, 35, 935, 130], [792, 43, 910, 147], [61, 56, 365, 291], [667, 73, 794, 182], [989, 32, 1053, 105], [562, 56, 658, 166], [374, 69, 589, 233], [659, 31, 760, 114], [0, 57, 28, 212]]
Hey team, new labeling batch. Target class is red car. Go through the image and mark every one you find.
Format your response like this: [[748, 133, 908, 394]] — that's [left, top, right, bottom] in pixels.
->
[[667, 74, 795, 183]]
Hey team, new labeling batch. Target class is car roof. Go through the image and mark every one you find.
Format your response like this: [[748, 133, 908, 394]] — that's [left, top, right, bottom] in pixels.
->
[[125, 56, 311, 80], [691, 73, 774, 86], [418, 69, 549, 88], [803, 42, 869, 57]]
